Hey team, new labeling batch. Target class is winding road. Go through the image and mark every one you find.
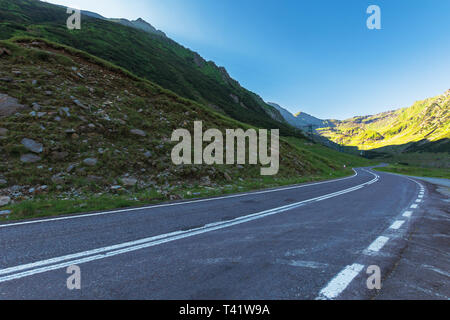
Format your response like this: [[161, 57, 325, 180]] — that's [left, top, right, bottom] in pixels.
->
[[0, 168, 429, 299]]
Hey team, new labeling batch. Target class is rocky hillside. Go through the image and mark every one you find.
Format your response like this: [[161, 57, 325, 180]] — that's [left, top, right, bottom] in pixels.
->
[[0, 38, 365, 211], [317, 90, 450, 152], [0, 0, 294, 136]]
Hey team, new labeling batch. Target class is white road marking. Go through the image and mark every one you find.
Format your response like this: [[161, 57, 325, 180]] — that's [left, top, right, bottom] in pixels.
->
[[418, 195, 424, 199], [390, 220, 405, 230], [0, 170, 360, 229], [416, 199, 422, 203], [411, 204, 418, 209], [403, 211, 413, 218], [317, 264, 365, 300], [0, 172, 380, 283], [367, 236, 390, 252]]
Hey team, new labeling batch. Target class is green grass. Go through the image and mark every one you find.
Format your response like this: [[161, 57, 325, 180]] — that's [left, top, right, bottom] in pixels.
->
[[376, 164, 450, 179], [1, 169, 355, 221]]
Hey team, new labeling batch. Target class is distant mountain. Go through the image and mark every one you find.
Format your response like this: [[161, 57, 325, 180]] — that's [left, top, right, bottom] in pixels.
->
[[317, 90, 450, 153], [267, 102, 329, 129], [108, 18, 166, 38], [81, 11, 166, 37]]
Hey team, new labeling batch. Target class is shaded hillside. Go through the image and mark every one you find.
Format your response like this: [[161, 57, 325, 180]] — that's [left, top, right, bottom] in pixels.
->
[[0, 0, 296, 136], [317, 90, 450, 152]]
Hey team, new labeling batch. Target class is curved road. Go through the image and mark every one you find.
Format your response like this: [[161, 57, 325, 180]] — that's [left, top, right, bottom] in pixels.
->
[[0, 168, 427, 299]]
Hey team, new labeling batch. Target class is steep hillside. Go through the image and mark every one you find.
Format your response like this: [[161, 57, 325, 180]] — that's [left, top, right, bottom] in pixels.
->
[[0, 38, 371, 218], [0, 0, 295, 136], [317, 91, 450, 152]]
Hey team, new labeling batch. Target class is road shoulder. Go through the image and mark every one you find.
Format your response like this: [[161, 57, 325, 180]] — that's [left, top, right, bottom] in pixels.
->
[[374, 181, 450, 300]]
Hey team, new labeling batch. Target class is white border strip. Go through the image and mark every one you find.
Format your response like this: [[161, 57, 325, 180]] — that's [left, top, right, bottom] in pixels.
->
[[317, 264, 365, 300], [0, 170, 360, 229]]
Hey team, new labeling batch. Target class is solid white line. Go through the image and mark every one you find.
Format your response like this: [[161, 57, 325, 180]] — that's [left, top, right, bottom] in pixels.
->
[[390, 220, 405, 230], [367, 236, 390, 252], [403, 211, 413, 218], [0, 171, 379, 283], [317, 264, 365, 300], [411, 204, 418, 209], [0, 170, 360, 229]]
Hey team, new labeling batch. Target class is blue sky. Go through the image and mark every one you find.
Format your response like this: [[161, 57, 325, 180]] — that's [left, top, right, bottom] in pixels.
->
[[45, 0, 450, 120]]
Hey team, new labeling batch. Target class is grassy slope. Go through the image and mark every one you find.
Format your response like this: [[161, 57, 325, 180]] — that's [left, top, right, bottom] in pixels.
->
[[0, 0, 299, 137], [0, 39, 373, 220], [317, 92, 450, 151], [376, 165, 450, 179]]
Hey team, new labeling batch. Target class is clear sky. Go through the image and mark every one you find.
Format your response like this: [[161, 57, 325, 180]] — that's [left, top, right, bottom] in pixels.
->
[[44, 0, 450, 120]]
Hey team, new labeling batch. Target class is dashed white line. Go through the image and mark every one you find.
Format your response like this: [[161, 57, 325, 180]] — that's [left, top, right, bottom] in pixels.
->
[[390, 220, 405, 230], [403, 211, 413, 218], [317, 264, 365, 300], [367, 236, 390, 252], [416, 199, 422, 203], [411, 204, 418, 209]]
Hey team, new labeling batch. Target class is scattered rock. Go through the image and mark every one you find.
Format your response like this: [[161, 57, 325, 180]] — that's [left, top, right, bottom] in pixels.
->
[[0, 178, 7, 185], [71, 96, 88, 109], [21, 138, 43, 154], [44, 91, 53, 96], [87, 175, 103, 183], [67, 164, 76, 173], [0, 128, 8, 136], [0, 210, 11, 217], [20, 154, 41, 163], [130, 129, 146, 137], [83, 158, 98, 166], [0, 196, 11, 207], [32, 102, 41, 111], [224, 172, 232, 181], [51, 174, 65, 184], [59, 107, 71, 117], [122, 177, 138, 187], [144, 151, 152, 158], [0, 94, 28, 118], [51, 151, 69, 161]]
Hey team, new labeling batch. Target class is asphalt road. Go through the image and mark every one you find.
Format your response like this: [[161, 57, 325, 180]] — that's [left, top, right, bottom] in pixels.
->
[[0, 168, 430, 299]]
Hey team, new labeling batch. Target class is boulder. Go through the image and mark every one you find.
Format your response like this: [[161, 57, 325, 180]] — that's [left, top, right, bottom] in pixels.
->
[[122, 177, 138, 187], [0, 94, 28, 118], [51, 151, 69, 161], [20, 154, 41, 163], [0, 196, 11, 207], [21, 138, 43, 154], [130, 129, 146, 137], [83, 158, 98, 166]]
